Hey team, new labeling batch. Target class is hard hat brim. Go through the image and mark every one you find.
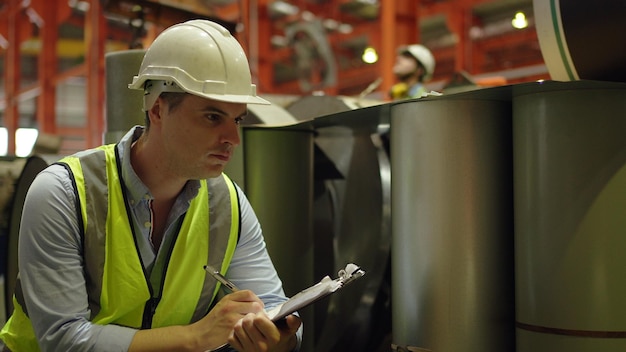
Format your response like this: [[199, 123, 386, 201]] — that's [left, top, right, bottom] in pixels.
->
[[129, 75, 271, 107]]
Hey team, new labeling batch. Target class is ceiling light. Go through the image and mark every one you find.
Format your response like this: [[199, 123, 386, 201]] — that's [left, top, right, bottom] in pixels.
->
[[511, 11, 528, 29], [362, 46, 378, 64]]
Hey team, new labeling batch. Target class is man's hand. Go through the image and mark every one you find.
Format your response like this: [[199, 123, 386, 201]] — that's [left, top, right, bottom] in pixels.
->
[[190, 290, 266, 351], [228, 313, 301, 352], [129, 291, 300, 352]]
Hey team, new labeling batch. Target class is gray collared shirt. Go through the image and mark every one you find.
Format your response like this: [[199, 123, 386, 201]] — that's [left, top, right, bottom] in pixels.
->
[[15, 126, 297, 351]]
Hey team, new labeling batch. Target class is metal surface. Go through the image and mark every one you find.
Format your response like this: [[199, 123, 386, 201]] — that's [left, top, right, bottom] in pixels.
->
[[237, 96, 393, 351], [311, 122, 392, 351], [225, 102, 305, 189], [390, 92, 515, 351], [534, 0, 626, 82], [105, 50, 146, 143], [286, 94, 382, 122], [514, 81, 626, 351], [241, 128, 315, 352], [285, 96, 393, 351]]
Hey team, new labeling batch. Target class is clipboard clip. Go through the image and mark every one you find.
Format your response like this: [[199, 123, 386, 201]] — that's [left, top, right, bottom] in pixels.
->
[[337, 263, 366, 287]]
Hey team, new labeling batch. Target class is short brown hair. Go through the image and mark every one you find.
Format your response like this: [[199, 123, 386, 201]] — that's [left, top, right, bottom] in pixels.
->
[[143, 92, 188, 129]]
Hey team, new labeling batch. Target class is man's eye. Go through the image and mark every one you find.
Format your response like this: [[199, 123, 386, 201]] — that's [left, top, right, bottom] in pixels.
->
[[206, 114, 220, 121], [235, 116, 246, 125]]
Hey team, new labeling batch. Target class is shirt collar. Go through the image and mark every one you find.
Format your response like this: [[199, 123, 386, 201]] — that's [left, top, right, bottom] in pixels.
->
[[116, 125, 201, 206]]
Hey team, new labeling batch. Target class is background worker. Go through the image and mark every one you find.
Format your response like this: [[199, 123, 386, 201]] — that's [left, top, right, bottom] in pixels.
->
[[0, 20, 301, 352], [389, 44, 436, 100]]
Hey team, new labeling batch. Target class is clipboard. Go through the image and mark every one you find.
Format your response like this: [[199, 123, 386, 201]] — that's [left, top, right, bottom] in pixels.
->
[[265, 263, 366, 321], [205, 263, 365, 351]]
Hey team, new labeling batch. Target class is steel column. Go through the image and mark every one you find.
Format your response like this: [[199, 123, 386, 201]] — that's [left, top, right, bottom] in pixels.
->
[[36, 0, 58, 134], [84, 0, 106, 147]]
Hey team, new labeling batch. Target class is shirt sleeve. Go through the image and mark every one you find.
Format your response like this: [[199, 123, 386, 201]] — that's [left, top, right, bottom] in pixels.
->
[[226, 185, 303, 350], [18, 165, 136, 352]]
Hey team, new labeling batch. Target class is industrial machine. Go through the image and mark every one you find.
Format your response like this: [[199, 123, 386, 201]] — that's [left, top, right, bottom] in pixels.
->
[[0, 155, 59, 325]]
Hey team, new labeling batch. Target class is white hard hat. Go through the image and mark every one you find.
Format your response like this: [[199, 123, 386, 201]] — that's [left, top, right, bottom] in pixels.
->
[[129, 19, 269, 109], [399, 44, 435, 81]]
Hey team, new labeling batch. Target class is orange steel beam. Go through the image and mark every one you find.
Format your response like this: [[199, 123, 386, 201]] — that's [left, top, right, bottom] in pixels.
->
[[252, 0, 273, 94], [57, 0, 73, 25], [213, 1, 241, 23], [380, 0, 419, 100], [238, 0, 249, 54], [140, 0, 216, 18], [2, 0, 70, 154], [420, 0, 502, 17], [85, 0, 107, 147], [240, 0, 254, 82], [421, 0, 515, 76], [37, 0, 58, 134], [396, 0, 420, 45], [54, 63, 87, 85], [379, 0, 396, 99], [474, 28, 542, 72], [102, 0, 237, 35], [4, 0, 22, 155], [446, 8, 473, 73]]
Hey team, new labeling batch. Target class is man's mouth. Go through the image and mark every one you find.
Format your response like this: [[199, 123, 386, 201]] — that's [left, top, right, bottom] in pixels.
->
[[211, 153, 230, 162]]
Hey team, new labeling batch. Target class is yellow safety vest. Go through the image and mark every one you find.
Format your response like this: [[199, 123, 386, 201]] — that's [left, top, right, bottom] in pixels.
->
[[1, 144, 240, 351]]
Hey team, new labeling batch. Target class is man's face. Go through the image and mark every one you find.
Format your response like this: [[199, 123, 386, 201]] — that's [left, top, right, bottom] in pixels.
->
[[392, 53, 419, 79], [157, 94, 248, 180]]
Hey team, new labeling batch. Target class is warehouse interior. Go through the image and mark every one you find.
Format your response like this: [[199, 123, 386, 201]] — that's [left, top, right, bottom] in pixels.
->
[[0, 0, 544, 156], [2, 1, 626, 352]]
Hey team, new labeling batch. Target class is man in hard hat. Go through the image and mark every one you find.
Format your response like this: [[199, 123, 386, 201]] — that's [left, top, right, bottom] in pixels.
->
[[0, 20, 301, 352], [389, 44, 436, 100]]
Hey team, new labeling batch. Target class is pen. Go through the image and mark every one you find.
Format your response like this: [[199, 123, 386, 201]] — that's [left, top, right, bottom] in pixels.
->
[[204, 265, 239, 292]]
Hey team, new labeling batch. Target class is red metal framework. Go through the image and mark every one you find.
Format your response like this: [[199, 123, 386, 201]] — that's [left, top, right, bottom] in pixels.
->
[[0, 0, 107, 154], [0, 0, 546, 155]]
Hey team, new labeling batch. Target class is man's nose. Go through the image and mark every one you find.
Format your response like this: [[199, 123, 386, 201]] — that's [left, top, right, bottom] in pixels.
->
[[222, 120, 241, 147]]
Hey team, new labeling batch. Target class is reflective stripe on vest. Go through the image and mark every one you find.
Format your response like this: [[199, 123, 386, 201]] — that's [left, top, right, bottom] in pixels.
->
[[1, 144, 240, 350]]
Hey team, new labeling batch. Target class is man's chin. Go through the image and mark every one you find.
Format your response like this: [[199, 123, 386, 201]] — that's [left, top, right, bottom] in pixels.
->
[[205, 165, 226, 178]]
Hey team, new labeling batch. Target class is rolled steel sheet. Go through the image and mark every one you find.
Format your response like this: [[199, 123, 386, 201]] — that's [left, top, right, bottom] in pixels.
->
[[226, 103, 302, 189], [286, 97, 392, 351], [241, 128, 315, 352], [514, 81, 626, 351], [390, 93, 514, 351], [311, 125, 392, 351], [241, 99, 391, 351], [533, 0, 626, 82]]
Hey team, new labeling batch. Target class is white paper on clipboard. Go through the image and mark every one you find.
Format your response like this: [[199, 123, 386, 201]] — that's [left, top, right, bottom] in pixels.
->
[[265, 263, 365, 321]]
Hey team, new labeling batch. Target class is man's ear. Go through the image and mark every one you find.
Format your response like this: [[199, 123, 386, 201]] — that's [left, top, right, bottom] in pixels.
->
[[147, 96, 164, 126]]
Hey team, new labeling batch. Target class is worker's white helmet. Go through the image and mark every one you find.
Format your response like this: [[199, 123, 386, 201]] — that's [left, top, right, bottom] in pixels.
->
[[129, 19, 269, 110], [399, 44, 436, 81]]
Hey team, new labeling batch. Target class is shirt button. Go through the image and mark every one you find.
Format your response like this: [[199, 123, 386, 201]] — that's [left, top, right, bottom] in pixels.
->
[[144, 222, 151, 228]]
